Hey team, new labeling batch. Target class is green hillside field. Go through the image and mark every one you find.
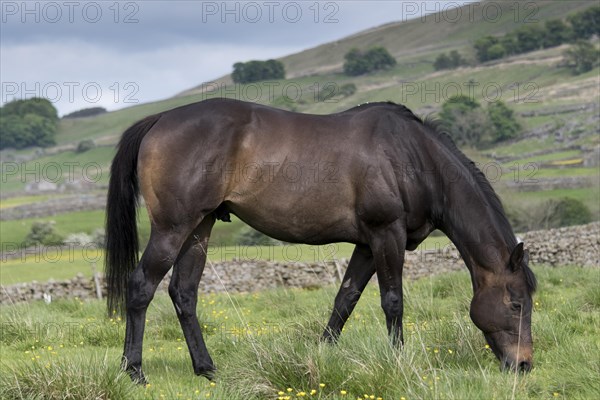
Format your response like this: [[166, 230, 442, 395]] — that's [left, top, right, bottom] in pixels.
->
[[1, 266, 598, 399]]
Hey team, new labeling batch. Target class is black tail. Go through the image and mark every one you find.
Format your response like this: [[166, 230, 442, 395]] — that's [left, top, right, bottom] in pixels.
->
[[105, 114, 161, 316]]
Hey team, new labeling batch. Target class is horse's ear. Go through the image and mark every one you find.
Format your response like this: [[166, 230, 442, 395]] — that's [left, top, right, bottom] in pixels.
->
[[509, 243, 525, 272]]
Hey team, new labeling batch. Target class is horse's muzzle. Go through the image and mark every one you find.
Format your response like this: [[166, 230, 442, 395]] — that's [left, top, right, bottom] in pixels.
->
[[502, 358, 533, 373]]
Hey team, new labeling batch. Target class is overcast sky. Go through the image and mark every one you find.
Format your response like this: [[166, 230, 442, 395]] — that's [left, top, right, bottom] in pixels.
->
[[1, 1, 474, 116]]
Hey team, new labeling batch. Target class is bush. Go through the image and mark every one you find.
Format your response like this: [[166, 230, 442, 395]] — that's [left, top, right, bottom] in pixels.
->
[[313, 83, 356, 102], [500, 34, 519, 56], [567, 5, 600, 40], [439, 96, 521, 147], [76, 139, 96, 153], [434, 51, 467, 70], [563, 40, 599, 75], [235, 226, 280, 246], [433, 53, 452, 70], [343, 47, 396, 76], [232, 59, 285, 84], [543, 19, 573, 47], [92, 228, 106, 248], [508, 197, 592, 231], [474, 36, 499, 62], [65, 232, 94, 246], [513, 25, 545, 53], [438, 95, 486, 146], [552, 197, 592, 227], [486, 44, 507, 60], [488, 101, 522, 142], [338, 83, 357, 97], [23, 221, 64, 247]]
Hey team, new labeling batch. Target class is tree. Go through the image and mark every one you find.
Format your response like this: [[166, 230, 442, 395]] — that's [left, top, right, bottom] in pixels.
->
[[440, 94, 480, 114], [567, 6, 600, 40], [343, 48, 366, 75], [368, 47, 397, 71], [231, 59, 285, 84], [22, 114, 57, 148], [486, 43, 507, 60], [434, 51, 467, 71], [510, 197, 592, 231], [2, 97, 58, 121], [0, 114, 27, 149], [487, 101, 521, 142], [343, 47, 396, 76], [543, 19, 572, 48], [514, 25, 545, 54], [439, 95, 488, 146], [439, 96, 521, 147], [472, 6, 598, 63], [23, 221, 64, 247], [76, 139, 96, 153], [338, 83, 357, 97], [0, 98, 58, 149], [500, 34, 519, 56], [449, 50, 465, 67], [434, 53, 452, 70], [563, 40, 600, 74], [474, 36, 501, 62], [552, 197, 592, 227]]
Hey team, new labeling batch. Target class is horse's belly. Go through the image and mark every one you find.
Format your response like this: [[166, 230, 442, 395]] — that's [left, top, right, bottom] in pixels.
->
[[226, 196, 359, 245]]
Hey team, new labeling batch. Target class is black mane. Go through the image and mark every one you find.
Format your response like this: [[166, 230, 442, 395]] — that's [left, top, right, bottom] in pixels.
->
[[386, 102, 537, 293]]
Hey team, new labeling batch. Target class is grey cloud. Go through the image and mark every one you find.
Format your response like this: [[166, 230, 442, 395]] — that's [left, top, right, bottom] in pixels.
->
[[1, 1, 475, 115]]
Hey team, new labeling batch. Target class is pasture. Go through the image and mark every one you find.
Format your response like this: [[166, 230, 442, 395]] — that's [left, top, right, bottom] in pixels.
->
[[1, 265, 598, 399]]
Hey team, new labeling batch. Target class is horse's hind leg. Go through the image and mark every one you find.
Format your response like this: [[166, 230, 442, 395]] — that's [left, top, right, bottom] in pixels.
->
[[322, 244, 375, 342], [168, 214, 216, 379], [123, 228, 191, 384]]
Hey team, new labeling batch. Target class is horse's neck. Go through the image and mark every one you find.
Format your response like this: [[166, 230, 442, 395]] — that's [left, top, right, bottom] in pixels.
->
[[439, 185, 512, 287]]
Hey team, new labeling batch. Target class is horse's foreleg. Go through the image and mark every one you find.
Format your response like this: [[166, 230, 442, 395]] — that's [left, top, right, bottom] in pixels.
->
[[370, 221, 407, 346], [169, 215, 216, 379], [123, 229, 188, 384], [322, 244, 375, 342]]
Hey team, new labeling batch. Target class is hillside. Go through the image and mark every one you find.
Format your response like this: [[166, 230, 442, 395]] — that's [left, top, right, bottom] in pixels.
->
[[1, 0, 598, 257], [180, 0, 595, 93]]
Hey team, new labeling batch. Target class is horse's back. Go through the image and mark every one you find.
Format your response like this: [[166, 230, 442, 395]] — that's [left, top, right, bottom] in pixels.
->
[[136, 99, 435, 244]]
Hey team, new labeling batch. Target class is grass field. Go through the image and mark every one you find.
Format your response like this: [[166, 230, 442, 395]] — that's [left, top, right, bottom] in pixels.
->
[[1, 266, 598, 399]]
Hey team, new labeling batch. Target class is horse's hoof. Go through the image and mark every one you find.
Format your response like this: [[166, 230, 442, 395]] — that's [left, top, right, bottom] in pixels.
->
[[126, 367, 148, 385], [321, 330, 339, 344], [195, 366, 216, 380]]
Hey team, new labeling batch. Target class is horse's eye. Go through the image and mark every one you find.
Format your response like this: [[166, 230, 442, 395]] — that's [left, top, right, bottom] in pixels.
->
[[510, 302, 522, 311]]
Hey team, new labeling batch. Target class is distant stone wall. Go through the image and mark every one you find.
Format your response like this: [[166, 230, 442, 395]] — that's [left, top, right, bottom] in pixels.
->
[[1, 222, 597, 305], [521, 222, 599, 267], [0, 194, 106, 220]]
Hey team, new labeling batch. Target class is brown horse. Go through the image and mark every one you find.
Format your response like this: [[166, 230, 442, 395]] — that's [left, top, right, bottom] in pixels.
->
[[105, 98, 536, 383]]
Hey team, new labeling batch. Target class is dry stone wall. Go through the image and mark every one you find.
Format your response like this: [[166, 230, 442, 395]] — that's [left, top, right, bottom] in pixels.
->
[[1, 222, 597, 305]]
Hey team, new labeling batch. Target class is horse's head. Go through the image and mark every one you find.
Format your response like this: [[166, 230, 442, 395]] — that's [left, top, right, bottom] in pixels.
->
[[469, 243, 537, 372]]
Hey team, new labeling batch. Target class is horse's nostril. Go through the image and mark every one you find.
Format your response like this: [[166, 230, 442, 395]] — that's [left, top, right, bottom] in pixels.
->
[[518, 360, 532, 372]]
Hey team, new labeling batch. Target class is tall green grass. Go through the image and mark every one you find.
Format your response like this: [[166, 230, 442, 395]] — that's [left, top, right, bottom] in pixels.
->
[[1, 266, 598, 399]]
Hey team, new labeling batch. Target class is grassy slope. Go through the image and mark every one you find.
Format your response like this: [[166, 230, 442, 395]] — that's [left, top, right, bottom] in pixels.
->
[[1, 266, 598, 399], [195, 1, 594, 82]]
